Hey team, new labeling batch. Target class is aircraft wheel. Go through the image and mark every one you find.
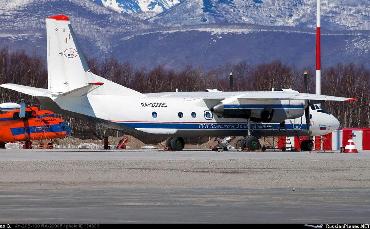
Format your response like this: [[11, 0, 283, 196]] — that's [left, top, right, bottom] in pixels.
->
[[235, 139, 245, 150], [240, 136, 261, 151], [165, 137, 173, 150], [170, 137, 185, 151], [0, 142, 5, 149], [301, 140, 313, 151]]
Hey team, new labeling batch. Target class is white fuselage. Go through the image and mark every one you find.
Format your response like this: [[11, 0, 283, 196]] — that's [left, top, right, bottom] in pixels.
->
[[53, 92, 339, 138]]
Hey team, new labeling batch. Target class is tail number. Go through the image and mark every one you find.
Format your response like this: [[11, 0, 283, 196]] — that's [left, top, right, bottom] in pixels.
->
[[141, 102, 167, 108]]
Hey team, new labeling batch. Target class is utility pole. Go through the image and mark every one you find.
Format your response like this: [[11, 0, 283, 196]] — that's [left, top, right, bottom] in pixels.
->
[[304, 71, 309, 93], [229, 72, 234, 91], [316, 0, 321, 95]]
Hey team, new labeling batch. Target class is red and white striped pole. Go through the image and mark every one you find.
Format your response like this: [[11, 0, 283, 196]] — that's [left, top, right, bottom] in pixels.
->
[[316, 0, 321, 95]]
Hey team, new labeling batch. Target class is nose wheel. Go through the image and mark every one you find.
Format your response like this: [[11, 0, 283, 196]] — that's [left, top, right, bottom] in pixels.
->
[[300, 140, 314, 151]]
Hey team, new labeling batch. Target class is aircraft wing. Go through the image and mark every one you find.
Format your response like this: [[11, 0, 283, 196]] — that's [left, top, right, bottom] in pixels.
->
[[149, 90, 355, 102], [205, 90, 355, 122], [233, 92, 355, 102], [286, 93, 356, 102]]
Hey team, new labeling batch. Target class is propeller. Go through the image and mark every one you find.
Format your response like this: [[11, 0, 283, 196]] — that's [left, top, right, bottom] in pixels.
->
[[303, 71, 312, 134]]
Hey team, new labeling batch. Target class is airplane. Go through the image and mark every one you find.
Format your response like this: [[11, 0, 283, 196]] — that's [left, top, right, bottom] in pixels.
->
[[0, 15, 355, 151], [0, 102, 70, 149]]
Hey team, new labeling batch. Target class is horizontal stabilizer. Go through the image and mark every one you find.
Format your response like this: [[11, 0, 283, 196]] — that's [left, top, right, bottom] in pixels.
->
[[0, 84, 52, 97], [60, 83, 104, 97]]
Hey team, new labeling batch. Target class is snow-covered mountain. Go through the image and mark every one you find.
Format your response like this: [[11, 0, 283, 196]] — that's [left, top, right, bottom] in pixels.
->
[[92, 0, 181, 18], [92, 0, 370, 31], [166, 0, 369, 31], [0, 0, 369, 70], [0, 0, 151, 54]]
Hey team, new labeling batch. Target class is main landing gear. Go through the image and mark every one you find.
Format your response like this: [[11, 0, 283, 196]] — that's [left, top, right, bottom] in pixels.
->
[[165, 137, 185, 151], [236, 136, 262, 151], [236, 119, 262, 151]]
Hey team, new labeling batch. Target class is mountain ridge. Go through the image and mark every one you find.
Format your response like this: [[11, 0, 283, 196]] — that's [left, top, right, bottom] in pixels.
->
[[0, 0, 369, 70]]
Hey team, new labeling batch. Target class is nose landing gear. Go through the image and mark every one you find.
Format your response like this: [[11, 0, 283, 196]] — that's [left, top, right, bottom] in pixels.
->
[[300, 139, 314, 151]]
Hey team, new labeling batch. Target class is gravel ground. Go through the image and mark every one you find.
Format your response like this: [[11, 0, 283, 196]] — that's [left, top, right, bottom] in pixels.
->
[[0, 150, 369, 190], [1, 150, 370, 223]]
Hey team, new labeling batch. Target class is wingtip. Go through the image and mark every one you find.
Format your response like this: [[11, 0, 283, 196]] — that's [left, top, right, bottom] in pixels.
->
[[346, 98, 357, 102]]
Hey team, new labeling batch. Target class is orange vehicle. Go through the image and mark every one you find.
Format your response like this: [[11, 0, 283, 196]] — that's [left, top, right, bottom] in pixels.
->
[[0, 104, 70, 149]]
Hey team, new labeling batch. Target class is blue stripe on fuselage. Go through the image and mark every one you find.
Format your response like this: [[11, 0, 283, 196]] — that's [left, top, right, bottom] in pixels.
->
[[118, 122, 308, 130]]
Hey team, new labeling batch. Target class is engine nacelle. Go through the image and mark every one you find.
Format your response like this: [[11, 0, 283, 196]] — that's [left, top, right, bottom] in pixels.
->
[[211, 101, 305, 123]]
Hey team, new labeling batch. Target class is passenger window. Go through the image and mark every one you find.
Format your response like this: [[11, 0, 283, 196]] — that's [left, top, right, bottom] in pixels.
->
[[204, 110, 213, 120], [152, 112, 157, 118], [191, 112, 196, 118], [178, 112, 183, 118]]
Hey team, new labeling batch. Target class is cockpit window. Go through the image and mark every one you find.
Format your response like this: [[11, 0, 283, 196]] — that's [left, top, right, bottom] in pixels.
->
[[310, 105, 316, 110], [317, 109, 331, 114]]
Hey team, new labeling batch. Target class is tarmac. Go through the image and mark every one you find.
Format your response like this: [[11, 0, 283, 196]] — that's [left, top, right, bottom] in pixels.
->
[[1, 149, 370, 223]]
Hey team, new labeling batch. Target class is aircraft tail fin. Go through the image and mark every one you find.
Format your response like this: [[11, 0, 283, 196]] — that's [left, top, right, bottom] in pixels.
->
[[46, 15, 142, 96], [46, 15, 89, 94]]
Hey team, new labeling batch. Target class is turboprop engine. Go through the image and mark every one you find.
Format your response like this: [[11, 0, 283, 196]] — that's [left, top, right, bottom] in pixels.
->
[[211, 99, 306, 123]]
